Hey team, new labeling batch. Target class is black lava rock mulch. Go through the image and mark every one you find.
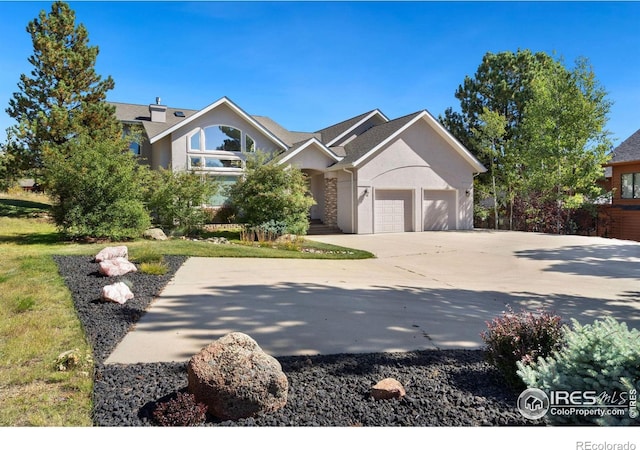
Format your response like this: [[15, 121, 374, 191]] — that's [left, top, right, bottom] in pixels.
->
[[54, 255, 538, 427]]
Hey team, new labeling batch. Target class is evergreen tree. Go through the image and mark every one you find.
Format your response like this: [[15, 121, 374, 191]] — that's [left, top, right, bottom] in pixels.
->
[[5, 1, 121, 173], [441, 50, 612, 232]]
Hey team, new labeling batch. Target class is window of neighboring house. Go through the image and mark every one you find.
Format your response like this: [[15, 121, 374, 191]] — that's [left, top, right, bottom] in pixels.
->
[[621, 173, 640, 199]]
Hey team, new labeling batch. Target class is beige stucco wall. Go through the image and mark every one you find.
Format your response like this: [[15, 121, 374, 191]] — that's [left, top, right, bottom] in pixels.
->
[[151, 136, 172, 170], [335, 170, 355, 233], [355, 119, 476, 232]]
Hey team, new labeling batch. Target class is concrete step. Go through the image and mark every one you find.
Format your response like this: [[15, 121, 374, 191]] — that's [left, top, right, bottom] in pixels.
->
[[307, 223, 342, 235]]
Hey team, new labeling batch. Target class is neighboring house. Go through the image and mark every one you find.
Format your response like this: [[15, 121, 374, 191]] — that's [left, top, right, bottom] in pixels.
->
[[602, 128, 640, 241], [112, 96, 486, 234]]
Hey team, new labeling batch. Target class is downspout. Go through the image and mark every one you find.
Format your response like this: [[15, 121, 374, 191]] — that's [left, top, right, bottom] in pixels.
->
[[343, 168, 354, 233]]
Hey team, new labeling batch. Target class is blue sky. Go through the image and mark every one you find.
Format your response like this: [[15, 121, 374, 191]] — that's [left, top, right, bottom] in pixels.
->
[[0, 1, 639, 145]]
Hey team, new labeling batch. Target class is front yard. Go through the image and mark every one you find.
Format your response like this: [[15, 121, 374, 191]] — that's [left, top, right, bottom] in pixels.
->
[[0, 193, 372, 426]]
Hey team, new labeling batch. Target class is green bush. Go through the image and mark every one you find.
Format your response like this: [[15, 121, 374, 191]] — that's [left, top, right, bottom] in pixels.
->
[[139, 261, 168, 276], [480, 307, 565, 390], [517, 317, 640, 425], [44, 137, 150, 240], [145, 168, 218, 236], [227, 155, 315, 236]]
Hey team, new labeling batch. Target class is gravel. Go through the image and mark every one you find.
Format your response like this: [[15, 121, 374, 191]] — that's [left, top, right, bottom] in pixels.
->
[[54, 254, 538, 427]]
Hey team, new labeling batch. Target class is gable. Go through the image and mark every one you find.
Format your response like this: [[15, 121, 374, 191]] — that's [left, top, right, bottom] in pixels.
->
[[338, 110, 485, 174], [277, 138, 341, 170], [358, 118, 478, 188], [150, 97, 287, 150]]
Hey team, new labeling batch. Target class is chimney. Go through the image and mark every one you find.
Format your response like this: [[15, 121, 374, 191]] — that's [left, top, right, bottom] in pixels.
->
[[149, 97, 167, 123]]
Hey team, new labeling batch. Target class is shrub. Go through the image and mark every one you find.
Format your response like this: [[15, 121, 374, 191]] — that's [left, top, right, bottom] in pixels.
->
[[139, 261, 168, 276], [44, 136, 150, 240], [153, 392, 208, 426], [517, 317, 640, 425], [145, 168, 218, 236], [480, 307, 565, 389], [227, 155, 315, 236]]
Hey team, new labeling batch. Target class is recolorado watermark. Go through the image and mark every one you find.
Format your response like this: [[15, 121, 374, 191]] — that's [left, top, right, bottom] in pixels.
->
[[517, 387, 638, 421], [575, 442, 636, 450]]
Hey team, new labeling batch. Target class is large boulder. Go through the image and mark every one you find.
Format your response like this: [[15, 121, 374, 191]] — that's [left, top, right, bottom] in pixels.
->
[[143, 228, 168, 241], [98, 257, 137, 277], [187, 332, 288, 420], [95, 246, 128, 262]]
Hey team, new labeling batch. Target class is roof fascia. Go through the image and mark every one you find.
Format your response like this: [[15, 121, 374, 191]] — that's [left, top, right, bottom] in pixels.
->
[[278, 138, 342, 165], [351, 110, 487, 173], [326, 109, 389, 147], [149, 97, 288, 149], [604, 159, 640, 167]]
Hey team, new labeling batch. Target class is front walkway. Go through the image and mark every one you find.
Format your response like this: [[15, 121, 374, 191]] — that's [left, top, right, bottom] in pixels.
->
[[105, 231, 640, 364]]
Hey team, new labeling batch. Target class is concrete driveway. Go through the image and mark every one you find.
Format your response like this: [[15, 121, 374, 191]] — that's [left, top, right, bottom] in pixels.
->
[[105, 231, 640, 364]]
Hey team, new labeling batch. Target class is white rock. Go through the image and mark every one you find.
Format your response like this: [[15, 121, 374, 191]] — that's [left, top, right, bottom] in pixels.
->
[[98, 257, 137, 277], [101, 282, 134, 304], [95, 246, 129, 262]]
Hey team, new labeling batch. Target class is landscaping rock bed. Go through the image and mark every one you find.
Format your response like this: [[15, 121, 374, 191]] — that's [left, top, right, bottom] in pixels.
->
[[54, 255, 539, 427]]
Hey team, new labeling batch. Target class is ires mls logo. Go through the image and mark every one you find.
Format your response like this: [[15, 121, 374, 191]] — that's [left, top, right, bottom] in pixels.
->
[[517, 388, 637, 420], [517, 388, 549, 420]]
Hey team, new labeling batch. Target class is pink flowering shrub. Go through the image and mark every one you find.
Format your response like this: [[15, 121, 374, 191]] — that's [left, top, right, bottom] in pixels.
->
[[480, 307, 565, 389], [153, 392, 208, 426]]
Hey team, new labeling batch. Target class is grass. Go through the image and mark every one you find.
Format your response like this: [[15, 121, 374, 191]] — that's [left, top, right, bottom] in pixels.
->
[[0, 193, 373, 426]]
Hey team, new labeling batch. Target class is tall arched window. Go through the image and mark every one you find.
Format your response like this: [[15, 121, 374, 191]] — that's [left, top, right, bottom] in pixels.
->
[[188, 125, 255, 153]]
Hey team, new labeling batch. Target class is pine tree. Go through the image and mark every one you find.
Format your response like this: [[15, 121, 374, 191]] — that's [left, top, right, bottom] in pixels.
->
[[5, 1, 121, 173]]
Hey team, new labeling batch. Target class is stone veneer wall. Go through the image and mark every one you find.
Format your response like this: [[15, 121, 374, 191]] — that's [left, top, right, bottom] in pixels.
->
[[323, 177, 338, 226]]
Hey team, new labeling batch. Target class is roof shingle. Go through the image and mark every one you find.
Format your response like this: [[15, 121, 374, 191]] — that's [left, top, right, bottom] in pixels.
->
[[609, 129, 640, 164]]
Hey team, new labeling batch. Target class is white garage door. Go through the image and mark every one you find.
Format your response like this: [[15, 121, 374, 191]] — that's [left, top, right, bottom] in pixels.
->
[[423, 190, 457, 230], [374, 190, 413, 233]]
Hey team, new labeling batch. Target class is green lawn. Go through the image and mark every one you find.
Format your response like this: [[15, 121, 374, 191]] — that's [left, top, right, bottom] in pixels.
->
[[0, 193, 372, 426]]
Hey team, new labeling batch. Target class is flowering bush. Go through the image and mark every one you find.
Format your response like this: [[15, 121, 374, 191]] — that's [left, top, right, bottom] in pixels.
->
[[153, 391, 208, 426], [480, 307, 565, 389]]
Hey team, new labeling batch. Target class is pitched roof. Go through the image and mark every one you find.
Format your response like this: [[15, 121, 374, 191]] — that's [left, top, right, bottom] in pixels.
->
[[252, 115, 320, 147], [337, 111, 423, 167], [315, 110, 387, 145], [608, 129, 640, 164], [330, 109, 486, 173], [110, 102, 197, 139], [275, 137, 341, 165]]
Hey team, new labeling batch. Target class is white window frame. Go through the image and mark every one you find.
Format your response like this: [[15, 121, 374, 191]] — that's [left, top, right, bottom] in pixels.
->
[[186, 125, 256, 173]]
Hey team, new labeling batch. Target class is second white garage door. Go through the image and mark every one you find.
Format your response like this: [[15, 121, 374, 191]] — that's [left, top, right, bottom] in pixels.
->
[[374, 190, 413, 233]]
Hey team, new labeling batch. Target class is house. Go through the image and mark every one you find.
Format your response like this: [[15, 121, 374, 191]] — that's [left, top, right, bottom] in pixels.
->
[[602, 128, 640, 241], [111, 96, 486, 234]]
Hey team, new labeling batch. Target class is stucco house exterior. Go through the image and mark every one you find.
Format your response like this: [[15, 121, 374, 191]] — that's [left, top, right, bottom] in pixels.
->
[[601, 128, 640, 241], [112, 96, 486, 234]]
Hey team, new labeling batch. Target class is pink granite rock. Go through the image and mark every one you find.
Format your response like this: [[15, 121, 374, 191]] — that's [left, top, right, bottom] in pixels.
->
[[95, 246, 128, 262], [371, 378, 406, 400], [98, 257, 137, 277], [101, 282, 134, 304]]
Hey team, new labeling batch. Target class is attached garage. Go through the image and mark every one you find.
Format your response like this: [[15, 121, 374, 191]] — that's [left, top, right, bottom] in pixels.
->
[[374, 190, 413, 233], [423, 190, 457, 230]]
